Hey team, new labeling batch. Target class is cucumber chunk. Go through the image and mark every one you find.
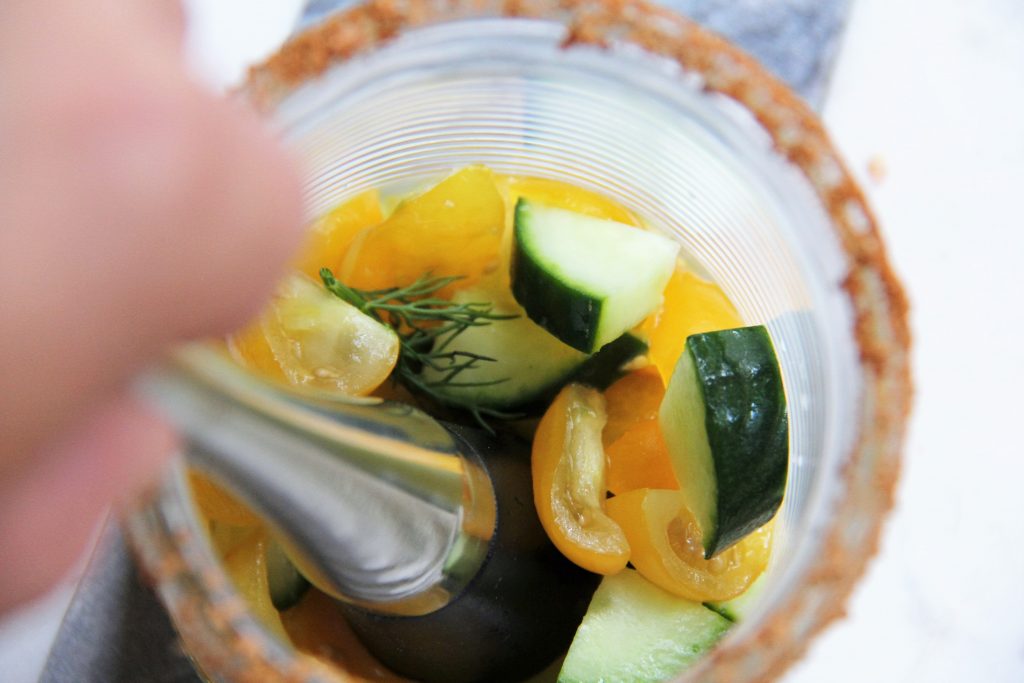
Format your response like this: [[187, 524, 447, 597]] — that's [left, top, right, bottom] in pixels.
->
[[420, 283, 585, 410], [558, 569, 730, 683], [659, 325, 788, 558], [511, 199, 678, 353], [266, 539, 310, 611], [420, 284, 646, 411]]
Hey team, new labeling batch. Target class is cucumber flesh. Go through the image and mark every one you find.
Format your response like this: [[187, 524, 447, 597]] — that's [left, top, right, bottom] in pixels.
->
[[706, 573, 768, 623], [420, 284, 646, 411], [558, 569, 730, 683], [420, 283, 587, 410], [512, 200, 678, 353], [266, 539, 310, 611], [659, 325, 788, 558]]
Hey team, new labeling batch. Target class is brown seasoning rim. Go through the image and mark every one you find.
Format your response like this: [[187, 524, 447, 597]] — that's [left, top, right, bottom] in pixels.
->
[[128, 1, 912, 682]]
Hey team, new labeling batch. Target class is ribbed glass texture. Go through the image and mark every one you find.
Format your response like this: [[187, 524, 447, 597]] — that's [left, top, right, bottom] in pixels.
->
[[272, 17, 861, 630]]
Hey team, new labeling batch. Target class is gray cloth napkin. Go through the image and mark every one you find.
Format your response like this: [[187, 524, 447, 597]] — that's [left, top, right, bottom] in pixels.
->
[[40, 1, 850, 681], [40, 525, 198, 683], [663, 0, 849, 107]]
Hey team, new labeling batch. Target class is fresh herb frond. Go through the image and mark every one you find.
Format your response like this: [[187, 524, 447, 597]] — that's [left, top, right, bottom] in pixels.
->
[[319, 268, 519, 430]]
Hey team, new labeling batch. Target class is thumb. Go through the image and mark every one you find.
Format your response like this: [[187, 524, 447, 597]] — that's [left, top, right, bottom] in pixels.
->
[[0, 396, 178, 612]]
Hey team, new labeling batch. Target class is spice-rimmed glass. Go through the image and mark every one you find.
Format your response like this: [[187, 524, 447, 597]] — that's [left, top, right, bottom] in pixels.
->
[[125, 1, 911, 681]]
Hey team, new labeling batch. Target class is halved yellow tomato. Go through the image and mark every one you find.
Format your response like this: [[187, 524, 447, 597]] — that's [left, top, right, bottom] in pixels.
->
[[642, 268, 744, 383], [292, 189, 383, 278], [606, 489, 771, 602], [532, 384, 630, 575], [228, 275, 399, 396], [340, 166, 504, 296], [226, 320, 284, 381]]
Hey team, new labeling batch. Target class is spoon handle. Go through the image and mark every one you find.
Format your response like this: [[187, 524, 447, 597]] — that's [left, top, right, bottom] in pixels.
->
[[137, 346, 493, 614]]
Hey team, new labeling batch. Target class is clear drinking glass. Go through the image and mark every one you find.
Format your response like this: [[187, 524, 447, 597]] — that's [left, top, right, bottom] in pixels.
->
[[124, 1, 911, 681]]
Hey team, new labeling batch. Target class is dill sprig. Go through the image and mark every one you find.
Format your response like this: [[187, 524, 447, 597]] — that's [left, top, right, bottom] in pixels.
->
[[319, 269, 520, 430]]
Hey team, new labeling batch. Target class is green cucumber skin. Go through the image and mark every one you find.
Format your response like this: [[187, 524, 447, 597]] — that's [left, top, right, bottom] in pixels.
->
[[689, 326, 788, 557], [512, 201, 602, 353], [266, 541, 311, 611], [439, 332, 646, 413], [570, 333, 648, 390], [703, 601, 735, 623], [421, 272, 645, 412], [432, 353, 580, 413], [269, 573, 309, 611], [501, 332, 648, 413]]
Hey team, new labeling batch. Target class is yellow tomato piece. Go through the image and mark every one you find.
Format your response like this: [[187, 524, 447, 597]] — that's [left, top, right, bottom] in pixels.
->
[[606, 489, 771, 602], [188, 471, 261, 527], [227, 321, 285, 382], [282, 591, 411, 682], [605, 421, 679, 495], [222, 530, 289, 642], [601, 368, 678, 494], [341, 166, 504, 295], [602, 367, 665, 448], [497, 174, 642, 227], [292, 190, 383, 278], [642, 268, 744, 383], [532, 384, 630, 575], [229, 275, 399, 396]]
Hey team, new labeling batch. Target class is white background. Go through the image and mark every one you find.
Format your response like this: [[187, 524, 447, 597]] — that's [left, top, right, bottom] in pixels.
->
[[1, 0, 1022, 681]]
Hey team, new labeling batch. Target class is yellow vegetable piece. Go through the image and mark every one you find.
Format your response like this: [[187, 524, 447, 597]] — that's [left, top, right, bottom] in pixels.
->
[[229, 275, 399, 396], [606, 489, 771, 602], [601, 368, 678, 494], [292, 190, 383, 278], [227, 321, 285, 382], [642, 268, 744, 383], [497, 175, 641, 227], [221, 530, 289, 642], [341, 166, 504, 295], [188, 471, 261, 527], [283, 591, 411, 682], [605, 421, 679, 495], [602, 367, 665, 448], [532, 384, 630, 575]]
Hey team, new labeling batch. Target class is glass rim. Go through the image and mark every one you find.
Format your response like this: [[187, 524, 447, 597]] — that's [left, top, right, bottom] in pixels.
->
[[126, 1, 913, 681]]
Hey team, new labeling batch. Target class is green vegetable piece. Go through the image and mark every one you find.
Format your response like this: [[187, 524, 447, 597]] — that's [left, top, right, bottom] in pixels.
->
[[659, 325, 788, 558], [511, 199, 678, 353], [559, 570, 730, 683]]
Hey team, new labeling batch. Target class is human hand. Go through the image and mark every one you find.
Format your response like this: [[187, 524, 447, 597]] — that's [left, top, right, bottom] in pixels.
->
[[0, 0, 303, 612]]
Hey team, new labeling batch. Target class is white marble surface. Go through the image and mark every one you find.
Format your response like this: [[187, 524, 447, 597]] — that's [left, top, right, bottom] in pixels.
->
[[788, 0, 1024, 681], [2, 0, 1023, 681]]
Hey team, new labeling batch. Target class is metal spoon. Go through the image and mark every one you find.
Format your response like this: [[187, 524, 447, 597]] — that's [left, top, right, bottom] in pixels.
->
[[138, 346, 598, 683]]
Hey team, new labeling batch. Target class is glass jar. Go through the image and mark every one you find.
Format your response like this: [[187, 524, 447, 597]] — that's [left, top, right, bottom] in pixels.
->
[[124, 1, 911, 681]]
